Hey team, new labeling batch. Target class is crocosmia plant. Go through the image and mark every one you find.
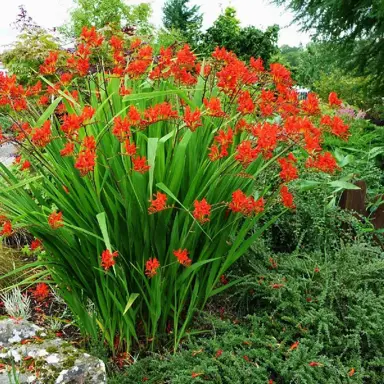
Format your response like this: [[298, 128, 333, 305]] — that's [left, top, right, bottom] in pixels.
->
[[0, 27, 347, 352]]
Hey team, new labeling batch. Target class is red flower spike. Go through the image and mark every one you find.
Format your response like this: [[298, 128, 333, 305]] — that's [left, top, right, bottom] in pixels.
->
[[0, 221, 12, 236], [148, 192, 167, 214], [302, 93, 320, 115], [328, 92, 342, 107], [113, 116, 131, 142], [80, 26, 103, 47], [60, 73, 73, 84], [280, 186, 295, 209], [235, 140, 258, 168], [31, 121, 51, 147], [132, 156, 150, 174], [250, 57, 264, 72], [237, 91, 255, 114], [270, 63, 292, 85], [75, 149, 96, 176], [173, 248, 192, 267], [278, 157, 299, 182], [208, 145, 221, 161], [193, 198, 211, 224], [124, 140, 137, 156], [82, 136, 96, 151], [60, 142, 75, 157], [110, 36, 124, 51], [183, 106, 202, 131], [203, 97, 226, 117], [145, 258, 160, 278], [48, 211, 64, 229], [101, 250, 119, 271], [305, 152, 338, 174]]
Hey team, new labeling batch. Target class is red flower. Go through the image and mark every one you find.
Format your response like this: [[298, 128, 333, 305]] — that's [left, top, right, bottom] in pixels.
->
[[1, 221, 12, 236], [309, 361, 322, 367], [184, 106, 202, 131], [75, 149, 96, 175], [30, 239, 42, 251], [328, 92, 342, 107], [82, 136, 96, 151], [48, 211, 63, 229], [143, 102, 178, 125], [252, 122, 278, 158], [250, 57, 264, 72], [110, 36, 124, 51], [208, 145, 221, 161], [81, 106, 95, 122], [132, 156, 150, 174], [38, 95, 49, 106], [148, 192, 167, 214], [33, 283, 50, 302], [228, 190, 264, 216], [193, 198, 211, 224], [39, 51, 58, 74], [120, 85, 132, 96], [145, 258, 160, 278], [124, 140, 137, 156], [31, 121, 51, 147], [101, 250, 119, 270], [348, 368, 355, 377], [113, 116, 131, 142], [237, 91, 255, 114], [270, 63, 292, 85], [278, 157, 298, 182], [302, 93, 320, 115], [80, 26, 103, 47], [20, 160, 31, 171], [60, 73, 73, 84], [305, 152, 338, 173], [203, 97, 226, 117], [60, 142, 75, 157], [235, 140, 258, 168], [280, 186, 295, 209], [329, 116, 349, 139], [173, 248, 191, 267]]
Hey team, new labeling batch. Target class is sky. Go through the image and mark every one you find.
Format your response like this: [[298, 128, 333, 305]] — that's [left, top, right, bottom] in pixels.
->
[[0, 0, 311, 51]]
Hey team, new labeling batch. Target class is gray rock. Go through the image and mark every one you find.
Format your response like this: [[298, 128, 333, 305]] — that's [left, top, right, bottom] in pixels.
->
[[0, 319, 106, 383]]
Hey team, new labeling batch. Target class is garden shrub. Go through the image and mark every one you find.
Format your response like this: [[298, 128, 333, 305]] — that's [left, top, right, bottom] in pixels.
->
[[111, 241, 384, 383], [0, 27, 352, 353]]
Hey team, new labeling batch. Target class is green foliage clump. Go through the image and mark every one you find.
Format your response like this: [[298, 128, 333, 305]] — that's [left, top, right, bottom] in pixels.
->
[[62, 0, 153, 37], [200, 7, 279, 63]]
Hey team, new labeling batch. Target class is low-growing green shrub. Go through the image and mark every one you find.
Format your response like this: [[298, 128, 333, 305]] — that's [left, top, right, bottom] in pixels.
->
[[110, 241, 384, 383]]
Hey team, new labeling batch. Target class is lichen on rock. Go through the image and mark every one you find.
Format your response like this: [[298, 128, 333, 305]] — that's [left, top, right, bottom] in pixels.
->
[[0, 319, 106, 383]]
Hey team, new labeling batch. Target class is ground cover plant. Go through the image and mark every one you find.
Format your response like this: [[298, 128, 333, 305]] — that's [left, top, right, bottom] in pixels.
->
[[0, 27, 353, 355], [108, 240, 384, 384]]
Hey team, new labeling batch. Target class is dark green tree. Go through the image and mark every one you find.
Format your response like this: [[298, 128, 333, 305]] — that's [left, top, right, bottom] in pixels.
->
[[162, 0, 203, 45], [200, 7, 279, 63], [273, 0, 384, 97]]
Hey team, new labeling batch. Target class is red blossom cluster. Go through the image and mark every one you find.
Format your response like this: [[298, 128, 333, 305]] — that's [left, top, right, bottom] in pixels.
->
[[0, 32, 351, 278], [101, 249, 119, 270], [229, 190, 265, 216]]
